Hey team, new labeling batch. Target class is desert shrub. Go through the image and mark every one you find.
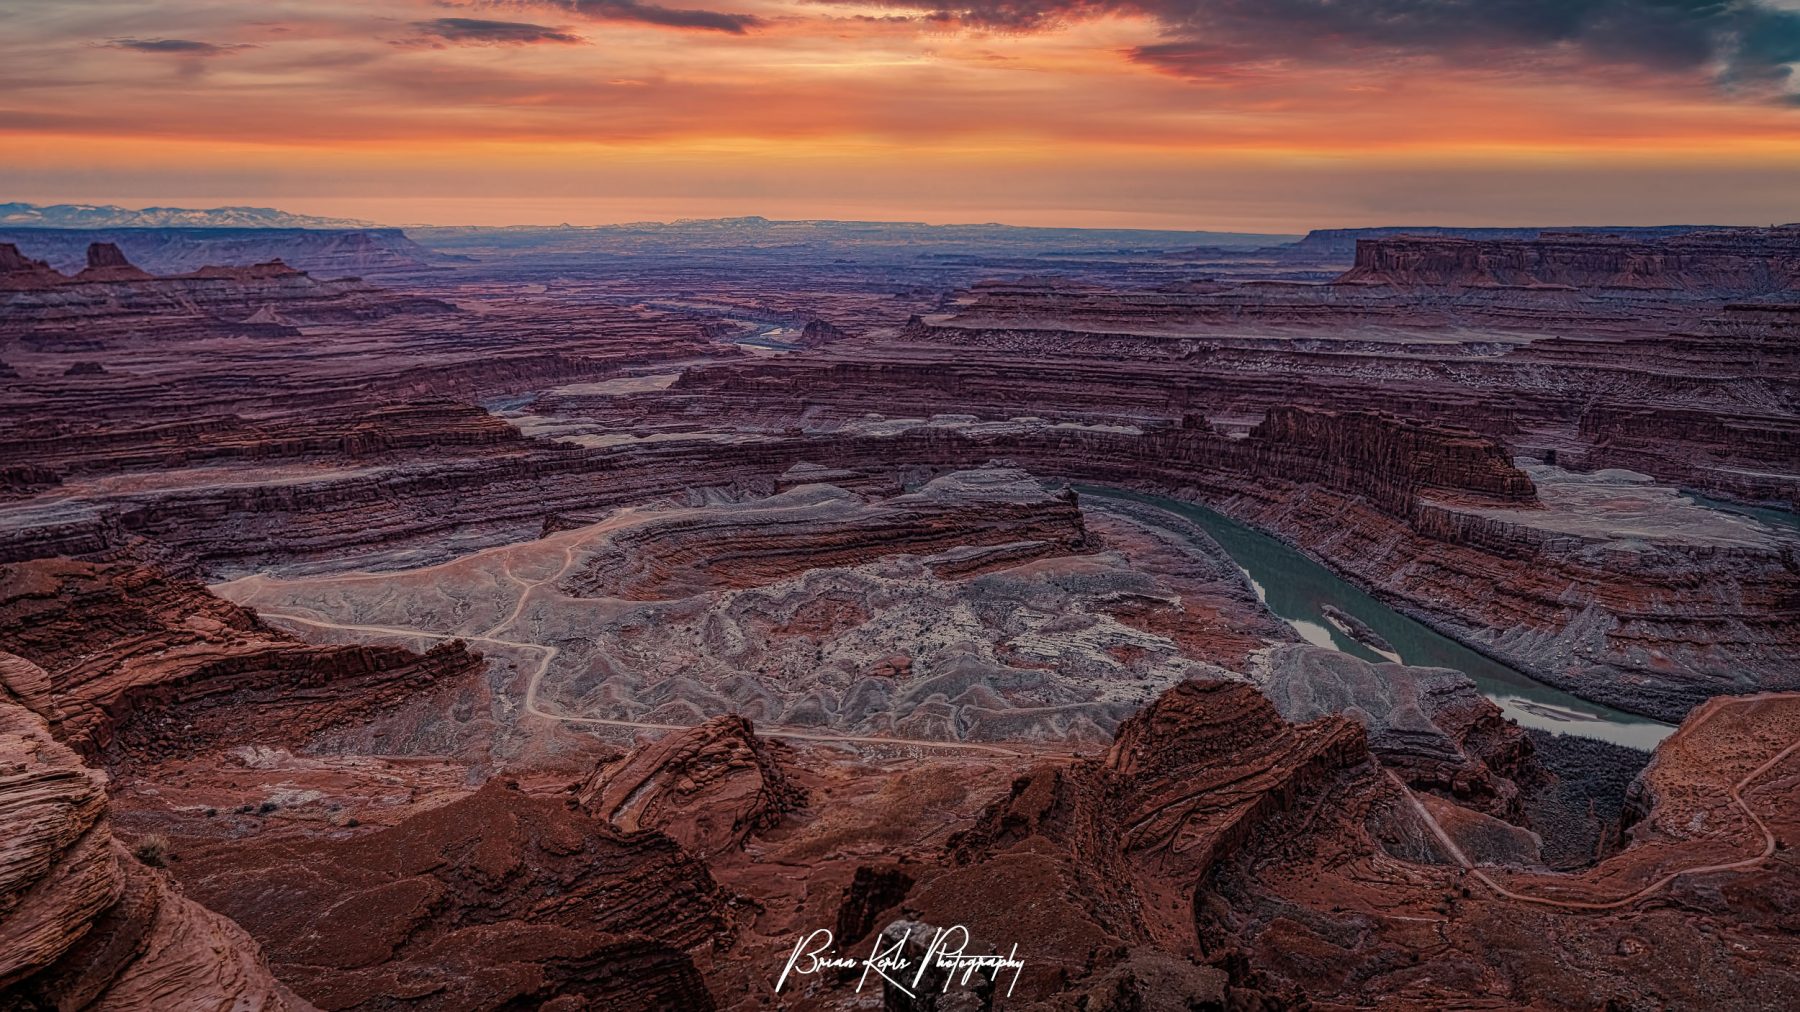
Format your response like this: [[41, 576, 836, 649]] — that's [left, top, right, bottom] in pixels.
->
[[133, 833, 171, 868]]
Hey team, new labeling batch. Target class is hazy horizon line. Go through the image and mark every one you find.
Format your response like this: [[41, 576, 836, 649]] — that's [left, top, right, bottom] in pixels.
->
[[8, 197, 1782, 238]]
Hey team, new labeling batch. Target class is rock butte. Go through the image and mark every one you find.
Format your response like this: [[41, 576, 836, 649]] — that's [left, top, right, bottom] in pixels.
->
[[0, 221, 1797, 1009]]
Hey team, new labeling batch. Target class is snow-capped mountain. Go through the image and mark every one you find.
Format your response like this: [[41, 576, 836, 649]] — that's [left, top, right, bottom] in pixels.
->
[[0, 202, 381, 229]]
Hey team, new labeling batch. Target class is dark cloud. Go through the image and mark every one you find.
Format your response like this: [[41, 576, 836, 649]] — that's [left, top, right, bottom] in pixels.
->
[[834, 0, 1800, 95], [426, 0, 763, 35], [106, 38, 242, 56], [415, 18, 585, 44], [885, 0, 1111, 31], [563, 0, 763, 34]]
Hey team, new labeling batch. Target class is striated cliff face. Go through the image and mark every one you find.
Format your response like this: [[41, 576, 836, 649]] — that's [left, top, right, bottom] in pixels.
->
[[941, 681, 1369, 955], [4, 400, 523, 494], [1576, 401, 1800, 506], [866, 679, 1371, 1002], [559, 468, 1090, 599], [1251, 405, 1538, 508], [578, 714, 806, 857], [1231, 489, 1800, 722], [646, 286, 1798, 506], [0, 699, 308, 1011], [0, 558, 486, 760], [1336, 225, 1800, 294]]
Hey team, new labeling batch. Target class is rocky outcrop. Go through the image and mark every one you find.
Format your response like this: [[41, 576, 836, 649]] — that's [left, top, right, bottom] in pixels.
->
[[898, 680, 1800, 1009], [577, 714, 806, 857], [915, 679, 1368, 998], [0, 558, 485, 760], [0, 242, 64, 290], [0, 700, 115, 992], [0, 650, 60, 727], [560, 468, 1090, 599], [171, 779, 728, 1011], [798, 318, 849, 347], [809, 678, 1800, 1009], [1253, 644, 1537, 817], [74, 243, 154, 283], [0, 699, 307, 1010], [1186, 688, 1800, 1009]]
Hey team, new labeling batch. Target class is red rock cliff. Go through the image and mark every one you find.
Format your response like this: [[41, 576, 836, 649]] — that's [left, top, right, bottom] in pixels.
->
[[1336, 226, 1800, 294]]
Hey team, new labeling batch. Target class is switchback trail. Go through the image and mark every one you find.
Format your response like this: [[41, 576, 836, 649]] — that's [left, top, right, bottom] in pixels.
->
[[1395, 691, 1799, 912]]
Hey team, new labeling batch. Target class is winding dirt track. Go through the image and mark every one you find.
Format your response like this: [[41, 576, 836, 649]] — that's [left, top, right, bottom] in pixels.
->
[[1396, 691, 1800, 912], [252, 535, 1035, 759]]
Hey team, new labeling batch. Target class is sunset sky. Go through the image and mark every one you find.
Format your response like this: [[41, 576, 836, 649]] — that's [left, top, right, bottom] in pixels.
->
[[4, 0, 1799, 230]]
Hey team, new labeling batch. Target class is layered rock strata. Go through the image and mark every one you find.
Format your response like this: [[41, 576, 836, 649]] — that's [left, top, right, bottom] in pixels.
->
[[560, 469, 1089, 599], [1337, 225, 1800, 294], [914, 679, 1369, 999], [0, 699, 307, 1011], [0, 558, 484, 759], [577, 714, 806, 857]]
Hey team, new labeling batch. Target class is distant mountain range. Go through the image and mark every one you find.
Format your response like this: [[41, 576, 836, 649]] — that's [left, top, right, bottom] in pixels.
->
[[0, 202, 380, 230]]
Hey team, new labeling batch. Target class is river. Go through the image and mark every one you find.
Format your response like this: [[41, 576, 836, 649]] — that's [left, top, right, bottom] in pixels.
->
[[1079, 486, 1675, 750]]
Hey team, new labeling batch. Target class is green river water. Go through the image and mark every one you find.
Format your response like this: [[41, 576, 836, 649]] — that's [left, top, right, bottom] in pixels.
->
[[1080, 486, 1676, 750]]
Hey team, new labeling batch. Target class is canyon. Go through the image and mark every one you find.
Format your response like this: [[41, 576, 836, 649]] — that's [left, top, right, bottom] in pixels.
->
[[0, 219, 1796, 1010]]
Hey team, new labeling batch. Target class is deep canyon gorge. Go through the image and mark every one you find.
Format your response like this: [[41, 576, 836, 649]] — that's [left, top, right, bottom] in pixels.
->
[[2, 216, 1798, 1011]]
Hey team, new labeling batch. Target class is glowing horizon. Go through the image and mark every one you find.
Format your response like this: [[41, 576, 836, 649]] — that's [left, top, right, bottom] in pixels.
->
[[5, 0, 1799, 231]]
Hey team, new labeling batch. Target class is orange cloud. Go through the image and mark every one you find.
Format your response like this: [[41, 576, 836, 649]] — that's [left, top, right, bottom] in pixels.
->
[[1, 0, 1796, 228]]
